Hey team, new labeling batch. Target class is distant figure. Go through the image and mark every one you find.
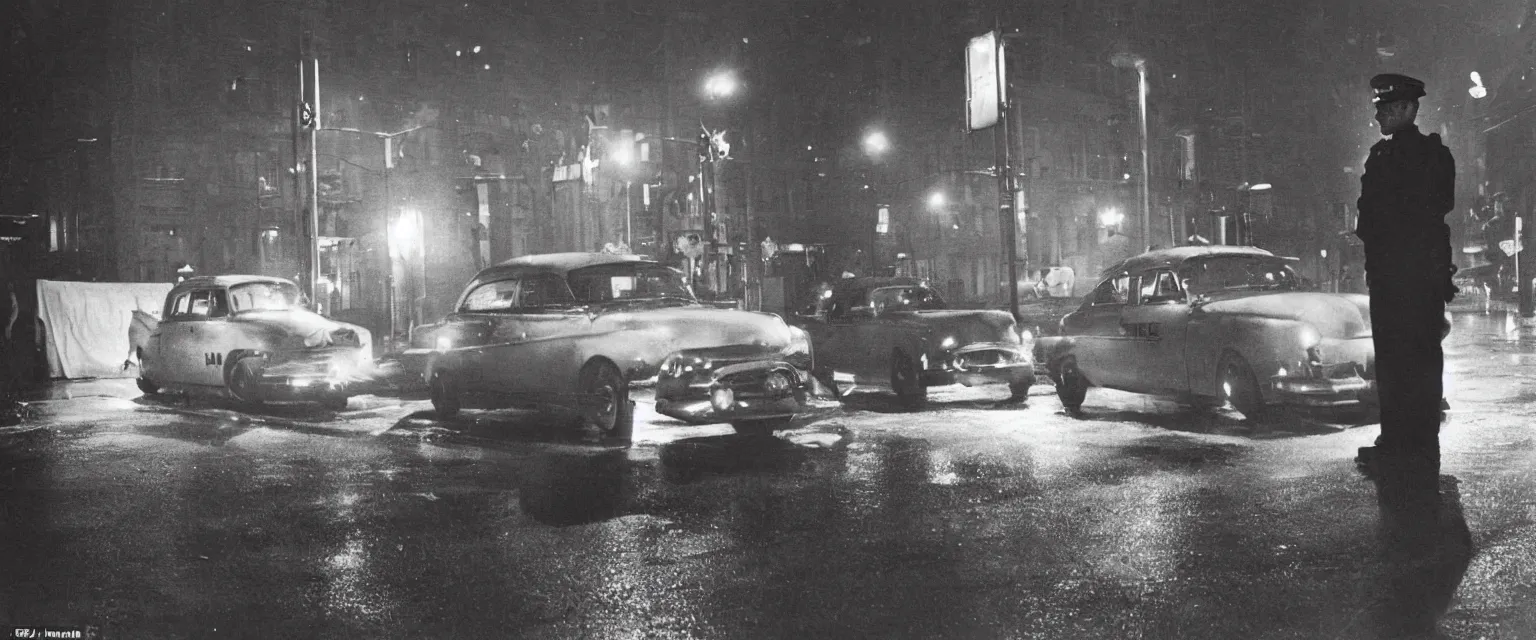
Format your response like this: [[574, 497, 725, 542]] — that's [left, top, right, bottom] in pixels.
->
[[1353, 73, 1457, 474]]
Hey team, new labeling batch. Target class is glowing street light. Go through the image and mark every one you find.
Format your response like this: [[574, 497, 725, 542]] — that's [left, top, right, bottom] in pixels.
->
[[863, 129, 890, 158], [704, 70, 738, 100], [927, 191, 947, 210], [1098, 207, 1125, 228]]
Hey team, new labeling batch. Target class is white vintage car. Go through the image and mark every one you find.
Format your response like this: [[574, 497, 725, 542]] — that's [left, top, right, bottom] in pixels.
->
[[136, 276, 374, 409], [1039, 246, 1377, 420], [406, 252, 814, 438]]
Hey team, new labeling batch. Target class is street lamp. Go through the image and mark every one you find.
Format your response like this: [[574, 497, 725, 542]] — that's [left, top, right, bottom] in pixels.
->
[[863, 129, 891, 159], [927, 191, 946, 210], [704, 70, 738, 101], [1111, 52, 1151, 251]]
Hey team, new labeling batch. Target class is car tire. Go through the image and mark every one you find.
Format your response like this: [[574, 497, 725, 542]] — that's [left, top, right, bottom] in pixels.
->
[[429, 371, 461, 419], [1055, 357, 1089, 412], [731, 416, 791, 437], [891, 350, 927, 409], [577, 360, 632, 438], [227, 356, 267, 406], [1219, 352, 1266, 421], [136, 377, 159, 395]]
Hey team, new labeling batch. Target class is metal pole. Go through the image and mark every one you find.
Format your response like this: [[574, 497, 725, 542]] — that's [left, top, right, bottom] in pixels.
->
[[624, 181, 632, 247], [384, 164, 396, 349], [1137, 64, 1151, 252], [308, 57, 321, 304], [994, 29, 1020, 323]]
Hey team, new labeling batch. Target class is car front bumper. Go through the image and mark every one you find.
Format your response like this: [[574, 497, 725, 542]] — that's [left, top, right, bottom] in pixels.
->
[[921, 342, 1036, 388], [256, 351, 373, 400], [654, 359, 810, 425], [1271, 362, 1375, 407]]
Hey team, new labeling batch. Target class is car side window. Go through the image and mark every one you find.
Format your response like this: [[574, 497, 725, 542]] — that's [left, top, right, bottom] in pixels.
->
[[168, 293, 191, 318], [514, 274, 576, 312], [461, 280, 520, 312], [184, 290, 222, 319], [1089, 275, 1130, 306], [1138, 270, 1183, 305]]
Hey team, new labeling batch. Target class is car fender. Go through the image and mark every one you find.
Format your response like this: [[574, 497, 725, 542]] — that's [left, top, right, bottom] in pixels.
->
[[1188, 315, 1300, 399]]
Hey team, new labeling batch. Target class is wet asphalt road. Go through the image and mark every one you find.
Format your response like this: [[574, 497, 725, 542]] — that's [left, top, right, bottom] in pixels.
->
[[3, 309, 1536, 639]]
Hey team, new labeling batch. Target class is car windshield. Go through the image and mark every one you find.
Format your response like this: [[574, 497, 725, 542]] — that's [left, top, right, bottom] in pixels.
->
[[228, 281, 304, 312], [870, 286, 947, 314], [1179, 257, 1301, 296], [566, 263, 696, 305]]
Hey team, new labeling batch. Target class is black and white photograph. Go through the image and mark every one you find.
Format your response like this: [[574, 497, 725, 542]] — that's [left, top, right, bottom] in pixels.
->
[[2, 0, 1532, 637]]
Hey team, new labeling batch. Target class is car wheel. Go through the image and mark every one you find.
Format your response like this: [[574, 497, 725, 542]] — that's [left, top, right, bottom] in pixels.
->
[[321, 395, 349, 411], [429, 371, 461, 419], [890, 350, 927, 409], [1006, 378, 1033, 403], [1219, 352, 1266, 421], [227, 356, 266, 406], [577, 360, 632, 438], [731, 416, 791, 437], [136, 376, 159, 395], [1055, 357, 1089, 412]]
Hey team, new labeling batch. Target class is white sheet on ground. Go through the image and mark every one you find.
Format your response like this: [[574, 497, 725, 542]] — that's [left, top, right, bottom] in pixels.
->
[[36, 280, 172, 379]]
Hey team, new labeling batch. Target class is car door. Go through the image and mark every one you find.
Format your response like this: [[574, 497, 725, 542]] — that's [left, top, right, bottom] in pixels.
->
[[821, 286, 877, 382], [1118, 269, 1192, 395], [1063, 273, 1136, 390], [160, 288, 219, 386], [497, 273, 582, 395], [186, 288, 236, 386], [451, 278, 523, 394]]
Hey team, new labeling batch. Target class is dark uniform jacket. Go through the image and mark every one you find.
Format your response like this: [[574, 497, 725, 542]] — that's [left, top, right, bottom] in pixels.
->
[[1355, 125, 1457, 300]]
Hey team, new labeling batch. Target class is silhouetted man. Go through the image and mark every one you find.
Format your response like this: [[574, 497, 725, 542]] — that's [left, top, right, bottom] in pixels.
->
[[1354, 74, 1457, 473]]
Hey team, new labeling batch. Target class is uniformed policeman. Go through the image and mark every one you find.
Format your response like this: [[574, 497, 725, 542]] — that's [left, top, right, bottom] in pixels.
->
[[1354, 73, 1457, 472]]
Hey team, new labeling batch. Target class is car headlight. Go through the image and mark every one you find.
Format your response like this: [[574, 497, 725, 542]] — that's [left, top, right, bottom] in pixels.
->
[[435, 335, 453, 351], [661, 353, 711, 377], [1299, 325, 1321, 349], [940, 336, 957, 350], [1019, 328, 1034, 343]]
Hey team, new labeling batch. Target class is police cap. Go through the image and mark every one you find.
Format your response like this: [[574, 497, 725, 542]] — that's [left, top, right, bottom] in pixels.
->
[[1371, 73, 1426, 104]]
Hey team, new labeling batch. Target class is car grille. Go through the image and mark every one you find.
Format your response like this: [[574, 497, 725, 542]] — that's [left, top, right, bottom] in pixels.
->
[[718, 367, 799, 397]]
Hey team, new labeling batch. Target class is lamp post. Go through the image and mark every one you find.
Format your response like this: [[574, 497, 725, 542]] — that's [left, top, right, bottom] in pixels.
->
[[319, 124, 425, 345], [1111, 53, 1150, 252]]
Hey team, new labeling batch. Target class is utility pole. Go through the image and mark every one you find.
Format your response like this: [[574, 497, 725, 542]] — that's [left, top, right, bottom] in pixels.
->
[[994, 27, 1021, 324], [308, 57, 321, 304]]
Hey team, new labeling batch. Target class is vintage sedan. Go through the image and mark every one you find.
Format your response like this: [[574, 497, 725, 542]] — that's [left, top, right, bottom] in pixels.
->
[[136, 276, 374, 409], [1037, 246, 1375, 419], [407, 252, 813, 437], [791, 277, 1034, 408]]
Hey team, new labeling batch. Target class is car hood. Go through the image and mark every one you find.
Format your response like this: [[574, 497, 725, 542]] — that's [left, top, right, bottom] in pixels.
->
[[233, 310, 367, 348], [895, 309, 1019, 345], [596, 306, 795, 350], [1199, 292, 1371, 338]]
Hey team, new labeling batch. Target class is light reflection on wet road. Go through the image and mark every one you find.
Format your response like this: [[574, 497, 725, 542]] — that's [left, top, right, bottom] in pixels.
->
[[0, 309, 1532, 638]]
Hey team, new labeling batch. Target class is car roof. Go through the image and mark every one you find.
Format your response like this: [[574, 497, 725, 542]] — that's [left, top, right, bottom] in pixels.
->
[[171, 275, 295, 291], [474, 252, 651, 281], [1104, 245, 1277, 276]]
